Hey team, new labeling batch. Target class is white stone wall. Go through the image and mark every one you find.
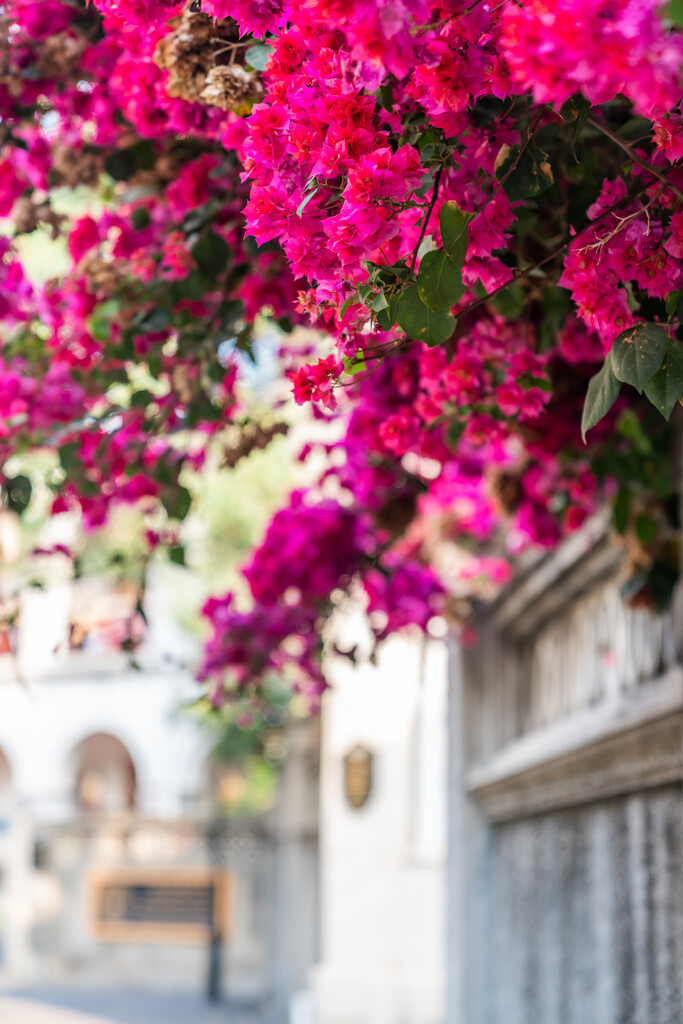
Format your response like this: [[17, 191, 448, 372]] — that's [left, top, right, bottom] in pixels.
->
[[449, 519, 683, 1024]]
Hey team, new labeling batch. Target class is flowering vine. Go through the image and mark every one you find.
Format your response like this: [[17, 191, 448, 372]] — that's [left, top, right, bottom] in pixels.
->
[[0, 0, 680, 704]]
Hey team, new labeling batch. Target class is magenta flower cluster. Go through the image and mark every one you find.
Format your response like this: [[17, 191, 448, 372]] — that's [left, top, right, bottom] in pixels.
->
[[0, 0, 680, 702]]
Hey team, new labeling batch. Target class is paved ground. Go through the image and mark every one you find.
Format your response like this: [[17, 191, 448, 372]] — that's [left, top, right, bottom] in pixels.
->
[[0, 990, 264, 1024]]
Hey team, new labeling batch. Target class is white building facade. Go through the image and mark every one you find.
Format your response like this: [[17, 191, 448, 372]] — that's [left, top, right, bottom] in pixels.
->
[[0, 569, 320, 1021], [313, 616, 449, 1024]]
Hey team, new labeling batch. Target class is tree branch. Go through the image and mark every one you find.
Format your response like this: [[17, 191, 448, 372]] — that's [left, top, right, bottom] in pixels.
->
[[587, 114, 683, 204], [455, 177, 657, 320]]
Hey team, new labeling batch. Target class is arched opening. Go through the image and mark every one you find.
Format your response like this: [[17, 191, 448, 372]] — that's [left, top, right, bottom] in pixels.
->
[[72, 733, 137, 814]]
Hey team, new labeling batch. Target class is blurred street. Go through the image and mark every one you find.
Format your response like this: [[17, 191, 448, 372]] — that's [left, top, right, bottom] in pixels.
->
[[0, 990, 261, 1024]]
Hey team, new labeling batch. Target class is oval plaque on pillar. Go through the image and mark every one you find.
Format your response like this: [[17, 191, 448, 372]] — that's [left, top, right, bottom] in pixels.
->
[[343, 744, 373, 809]]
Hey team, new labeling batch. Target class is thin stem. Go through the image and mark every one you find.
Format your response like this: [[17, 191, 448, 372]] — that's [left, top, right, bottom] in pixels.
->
[[456, 178, 656, 320], [414, 0, 509, 35], [343, 183, 650, 376], [410, 163, 443, 275], [587, 114, 683, 204], [211, 40, 250, 60], [574, 184, 662, 257]]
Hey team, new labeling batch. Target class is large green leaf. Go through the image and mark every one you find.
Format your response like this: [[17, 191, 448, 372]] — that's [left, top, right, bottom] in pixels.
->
[[643, 337, 683, 419], [610, 323, 668, 393], [397, 284, 456, 347], [581, 352, 621, 441], [417, 251, 465, 311], [439, 201, 471, 269]]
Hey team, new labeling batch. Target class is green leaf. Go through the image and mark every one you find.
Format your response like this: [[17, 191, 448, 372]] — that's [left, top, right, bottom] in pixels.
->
[[58, 441, 80, 471], [137, 306, 170, 333], [88, 299, 119, 342], [132, 206, 151, 231], [104, 140, 155, 182], [559, 94, 591, 124], [175, 270, 213, 303], [493, 281, 525, 320], [610, 323, 668, 393], [635, 513, 657, 545], [339, 295, 355, 318], [613, 487, 631, 534], [396, 284, 456, 347], [104, 150, 134, 182], [375, 299, 398, 331], [538, 284, 572, 350], [192, 231, 230, 277], [296, 187, 318, 217], [581, 352, 621, 441], [669, 0, 683, 25], [182, 199, 220, 233], [446, 419, 464, 448], [666, 288, 683, 319], [342, 350, 368, 375], [377, 78, 394, 111], [416, 236, 434, 261], [617, 116, 653, 141], [168, 544, 186, 567], [495, 144, 554, 202], [166, 485, 192, 521], [295, 175, 319, 218], [417, 129, 440, 153], [643, 337, 683, 419], [415, 171, 435, 198], [559, 94, 591, 162], [439, 201, 471, 269], [130, 390, 153, 408], [245, 44, 273, 71], [4, 475, 31, 516], [417, 251, 465, 311], [617, 408, 653, 455]]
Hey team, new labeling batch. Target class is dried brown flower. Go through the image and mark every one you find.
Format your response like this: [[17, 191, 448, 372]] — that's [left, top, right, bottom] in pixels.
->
[[53, 145, 101, 188], [200, 64, 263, 113], [154, 11, 261, 112], [79, 253, 124, 297], [221, 421, 289, 468], [36, 32, 86, 80], [12, 198, 39, 235], [490, 471, 524, 516]]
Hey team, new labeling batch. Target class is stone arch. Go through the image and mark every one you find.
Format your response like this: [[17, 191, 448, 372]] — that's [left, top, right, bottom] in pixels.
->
[[70, 732, 137, 813]]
